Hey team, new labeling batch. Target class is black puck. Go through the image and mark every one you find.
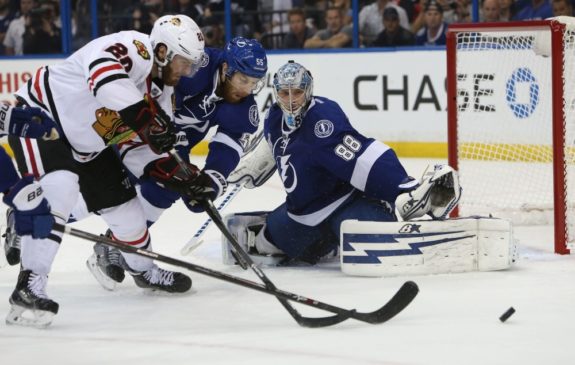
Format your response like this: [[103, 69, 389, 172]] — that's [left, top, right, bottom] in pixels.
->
[[499, 307, 515, 322]]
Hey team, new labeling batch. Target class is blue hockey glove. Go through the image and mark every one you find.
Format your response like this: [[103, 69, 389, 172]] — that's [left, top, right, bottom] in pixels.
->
[[184, 170, 227, 213], [2, 175, 55, 238], [3, 105, 59, 140]]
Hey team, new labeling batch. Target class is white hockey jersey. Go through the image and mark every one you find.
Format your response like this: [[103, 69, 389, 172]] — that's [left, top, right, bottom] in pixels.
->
[[15, 31, 173, 161]]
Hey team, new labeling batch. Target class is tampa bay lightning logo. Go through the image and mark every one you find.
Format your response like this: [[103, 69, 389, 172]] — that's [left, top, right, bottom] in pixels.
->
[[200, 53, 209, 68], [314, 119, 334, 138], [505, 67, 539, 119], [277, 155, 298, 193], [249, 104, 259, 127]]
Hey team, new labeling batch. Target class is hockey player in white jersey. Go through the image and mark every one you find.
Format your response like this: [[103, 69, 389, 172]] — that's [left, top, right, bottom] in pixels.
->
[[5, 14, 205, 328]]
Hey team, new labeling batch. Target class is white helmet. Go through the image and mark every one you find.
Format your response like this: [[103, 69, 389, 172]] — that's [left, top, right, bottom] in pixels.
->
[[150, 14, 205, 67]]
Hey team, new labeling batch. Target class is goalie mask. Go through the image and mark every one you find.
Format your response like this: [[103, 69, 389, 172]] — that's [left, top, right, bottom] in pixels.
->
[[272, 60, 313, 129], [150, 15, 206, 77]]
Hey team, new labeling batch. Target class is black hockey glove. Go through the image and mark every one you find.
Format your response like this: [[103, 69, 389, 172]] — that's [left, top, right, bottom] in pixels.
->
[[119, 95, 175, 154], [184, 170, 227, 213], [143, 155, 201, 196]]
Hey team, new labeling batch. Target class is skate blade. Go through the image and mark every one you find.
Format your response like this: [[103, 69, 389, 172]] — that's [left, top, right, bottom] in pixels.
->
[[86, 255, 117, 291], [6, 305, 55, 329]]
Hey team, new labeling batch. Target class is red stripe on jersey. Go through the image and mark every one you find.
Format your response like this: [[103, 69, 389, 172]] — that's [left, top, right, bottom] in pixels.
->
[[24, 138, 40, 178], [33, 68, 43, 104], [111, 230, 150, 246], [89, 63, 124, 90]]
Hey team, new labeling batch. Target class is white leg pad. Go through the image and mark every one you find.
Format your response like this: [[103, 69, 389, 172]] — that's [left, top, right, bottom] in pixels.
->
[[340, 217, 517, 277], [222, 212, 285, 266]]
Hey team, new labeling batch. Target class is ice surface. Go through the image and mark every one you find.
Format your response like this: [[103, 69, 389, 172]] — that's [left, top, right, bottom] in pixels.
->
[[0, 158, 573, 365]]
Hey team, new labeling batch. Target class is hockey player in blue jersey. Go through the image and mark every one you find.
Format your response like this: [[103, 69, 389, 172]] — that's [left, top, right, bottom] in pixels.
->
[[86, 37, 268, 289], [1, 104, 58, 265], [225, 61, 461, 265]]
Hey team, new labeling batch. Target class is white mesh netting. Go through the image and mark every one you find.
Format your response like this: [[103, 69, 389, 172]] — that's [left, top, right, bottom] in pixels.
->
[[453, 23, 575, 249]]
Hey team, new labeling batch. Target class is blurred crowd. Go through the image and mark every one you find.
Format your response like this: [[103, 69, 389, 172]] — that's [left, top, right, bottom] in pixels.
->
[[0, 0, 573, 55]]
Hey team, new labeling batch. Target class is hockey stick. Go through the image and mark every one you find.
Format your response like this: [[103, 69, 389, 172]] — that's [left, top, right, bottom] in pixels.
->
[[180, 183, 243, 256], [168, 150, 344, 325], [52, 222, 419, 326]]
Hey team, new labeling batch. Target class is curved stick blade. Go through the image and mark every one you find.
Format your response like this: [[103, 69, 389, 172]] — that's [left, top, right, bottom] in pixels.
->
[[353, 281, 419, 324]]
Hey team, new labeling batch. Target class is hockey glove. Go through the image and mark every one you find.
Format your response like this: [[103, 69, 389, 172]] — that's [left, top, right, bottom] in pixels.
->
[[119, 96, 176, 154], [396, 164, 462, 221], [2, 175, 55, 239], [143, 155, 201, 196], [2, 105, 59, 140], [184, 170, 227, 213]]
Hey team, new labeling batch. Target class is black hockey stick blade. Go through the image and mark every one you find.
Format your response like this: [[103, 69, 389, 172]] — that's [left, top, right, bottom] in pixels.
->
[[352, 281, 419, 324]]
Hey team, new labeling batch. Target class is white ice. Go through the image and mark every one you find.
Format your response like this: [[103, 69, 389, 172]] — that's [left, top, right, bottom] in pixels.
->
[[0, 158, 574, 365]]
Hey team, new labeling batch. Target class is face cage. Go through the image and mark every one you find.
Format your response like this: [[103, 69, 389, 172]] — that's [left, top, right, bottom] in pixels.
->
[[273, 85, 309, 128]]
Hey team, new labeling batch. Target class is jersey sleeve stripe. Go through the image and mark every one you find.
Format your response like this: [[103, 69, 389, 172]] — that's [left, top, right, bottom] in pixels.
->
[[33, 67, 44, 104], [91, 74, 130, 96], [88, 57, 120, 71], [350, 141, 390, 191], [210, 132, 244, 157], [88, 63, 124, 90]]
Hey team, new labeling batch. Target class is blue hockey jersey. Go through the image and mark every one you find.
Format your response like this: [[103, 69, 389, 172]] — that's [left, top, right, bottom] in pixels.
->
[[174, 47, 259, 178], [264, 96, 412, 226]]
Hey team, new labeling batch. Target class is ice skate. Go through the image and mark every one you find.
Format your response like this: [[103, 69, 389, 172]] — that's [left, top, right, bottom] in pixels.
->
[[6, 269, 59, 329], [129, 265, 192, 293], [3, 208, 21, 266], [86, 230, 126, 291]]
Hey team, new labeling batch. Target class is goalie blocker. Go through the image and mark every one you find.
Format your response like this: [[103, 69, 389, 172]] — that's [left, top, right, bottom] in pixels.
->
[[340, 217, 517, 277]]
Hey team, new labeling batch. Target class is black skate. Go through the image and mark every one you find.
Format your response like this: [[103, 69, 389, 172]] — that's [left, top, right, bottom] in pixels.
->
[[3, 208, 21, 266], [6, 269, 59, 328], [130, 265, 192, 293], [86, 230, 125, 291]]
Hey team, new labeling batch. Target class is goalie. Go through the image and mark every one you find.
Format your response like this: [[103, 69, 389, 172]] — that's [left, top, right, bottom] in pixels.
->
[[225, 60, 463, 266]]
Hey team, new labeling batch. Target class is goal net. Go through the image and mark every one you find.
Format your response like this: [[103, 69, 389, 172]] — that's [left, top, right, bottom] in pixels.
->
[[446, 19, 575, 254]]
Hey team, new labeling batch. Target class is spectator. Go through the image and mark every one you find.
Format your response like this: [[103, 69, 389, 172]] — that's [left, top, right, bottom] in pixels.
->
[[513, 0, 553, 20], [170, 0, 206, 23], [22, 0, 61, 54], [482, 0, 502, 21], [130, 5, 154, 35], [552, 0, 573, 16], [3, 0, 35, 55], [304, 6, 353, 48], [499, 0, 519, 20], [371, 7, 415, 47], [359, 0, 409, 46], [0, 0, 15, 55], [330, 0, 352, 24], [415, 0, 447, 46], [282, 8, 316, 48], [201, 16, 225, 47]]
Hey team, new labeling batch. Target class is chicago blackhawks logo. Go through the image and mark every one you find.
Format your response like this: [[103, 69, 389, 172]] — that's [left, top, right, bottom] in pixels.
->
[[133, 40, 150, 60], [92, 107, 136, 145], [170, 17, 181, 26]]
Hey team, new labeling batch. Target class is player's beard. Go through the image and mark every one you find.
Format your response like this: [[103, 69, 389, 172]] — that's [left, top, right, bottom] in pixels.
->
[[219, 80, 245, 104], [162, 65, 181, 86]]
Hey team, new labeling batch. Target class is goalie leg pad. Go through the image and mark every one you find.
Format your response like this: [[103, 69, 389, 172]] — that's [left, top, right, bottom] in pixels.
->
[[222, 212, 286, 266], [340, 217, 516, 277]]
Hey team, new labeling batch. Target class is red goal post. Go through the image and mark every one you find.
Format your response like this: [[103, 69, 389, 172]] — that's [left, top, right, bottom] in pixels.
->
[[446, 19, 574, 254]]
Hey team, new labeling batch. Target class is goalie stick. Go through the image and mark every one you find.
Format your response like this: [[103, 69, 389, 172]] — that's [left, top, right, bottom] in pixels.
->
[[169, 149, 419, 326], [52, 222, 419, 327], [180, 183, 243, 256]]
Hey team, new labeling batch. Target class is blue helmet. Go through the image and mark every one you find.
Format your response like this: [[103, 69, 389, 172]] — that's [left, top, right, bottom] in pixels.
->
[[223, 37, 268, 79]]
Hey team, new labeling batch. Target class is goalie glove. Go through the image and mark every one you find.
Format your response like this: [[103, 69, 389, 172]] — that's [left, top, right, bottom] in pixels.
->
[[119, 95, 176, 154], [396, 164, 462, 221], [228, 130, 276, 189]]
